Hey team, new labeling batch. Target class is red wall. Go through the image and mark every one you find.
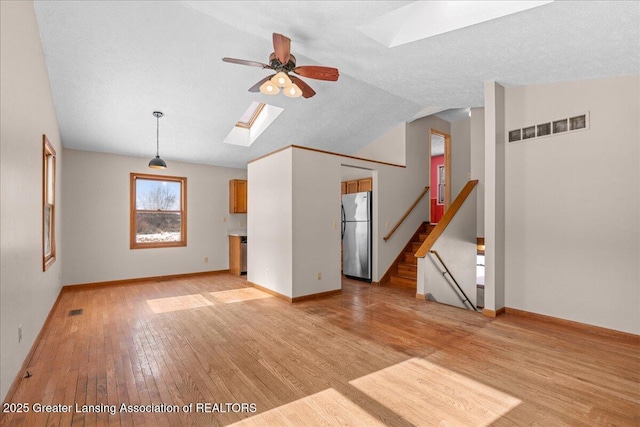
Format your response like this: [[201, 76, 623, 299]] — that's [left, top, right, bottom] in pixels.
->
[[430, 155, 444, 223]]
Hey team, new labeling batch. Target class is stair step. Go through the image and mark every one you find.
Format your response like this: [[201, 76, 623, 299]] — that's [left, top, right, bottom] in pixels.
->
[[397, 262, 417, 273], [411, 241, 422, 252], [397, 267, 417, 279], [389, 275, 416, 287], [418, 233, 429, 242], [404, 253, 417, 264]]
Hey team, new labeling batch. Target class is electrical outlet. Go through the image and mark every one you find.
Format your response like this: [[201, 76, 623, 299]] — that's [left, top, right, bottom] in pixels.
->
[[333, 221, 337, 229], [223, 217, 227, 223], [385, 221, 389, 229], [317, 272, 321, 280], [204, 257, 209, 263], [18, 325, 22, 343]]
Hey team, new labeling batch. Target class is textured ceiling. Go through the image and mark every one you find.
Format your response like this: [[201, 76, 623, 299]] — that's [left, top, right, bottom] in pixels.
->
[[33, 1, 639, 169]]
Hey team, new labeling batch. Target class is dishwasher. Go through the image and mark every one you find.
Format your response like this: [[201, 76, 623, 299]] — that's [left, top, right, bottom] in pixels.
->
[[240, 236, 247, 275]]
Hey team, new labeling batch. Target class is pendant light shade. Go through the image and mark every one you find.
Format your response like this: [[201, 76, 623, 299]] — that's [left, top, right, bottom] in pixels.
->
[[148, 111, 167, 169], [148, 155, 167, 169]]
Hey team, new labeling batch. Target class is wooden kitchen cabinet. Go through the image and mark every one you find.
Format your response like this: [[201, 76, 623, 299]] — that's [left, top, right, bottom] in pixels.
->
[[345, 180, 359, 194], [229, 235, 243, 275], [229, 179, 247, 213], [357, 178, 372, 192], [341, 178, 373, 194]]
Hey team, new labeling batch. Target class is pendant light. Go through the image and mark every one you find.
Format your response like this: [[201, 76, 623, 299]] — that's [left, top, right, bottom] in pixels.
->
[[148, 111, 167, 169]]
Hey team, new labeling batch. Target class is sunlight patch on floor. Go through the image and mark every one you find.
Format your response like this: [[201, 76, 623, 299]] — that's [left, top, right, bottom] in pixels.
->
[[211, 287, 272, 303], [146, 294, 214, 313], [350, 358, 521, 426], [229, 388, 386, 426]]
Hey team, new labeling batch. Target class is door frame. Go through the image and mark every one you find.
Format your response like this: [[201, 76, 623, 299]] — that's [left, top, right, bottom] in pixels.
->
[[429, 128, 451, 210]]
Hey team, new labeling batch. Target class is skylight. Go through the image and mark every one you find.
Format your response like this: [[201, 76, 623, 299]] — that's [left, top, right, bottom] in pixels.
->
[[358, 1, 554, 48], [235, 101, 265, 129], [224, 102, 284, 147]]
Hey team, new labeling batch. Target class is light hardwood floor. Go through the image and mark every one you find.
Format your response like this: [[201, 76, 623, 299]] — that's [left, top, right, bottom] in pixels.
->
[[2, 274, 638, 426]]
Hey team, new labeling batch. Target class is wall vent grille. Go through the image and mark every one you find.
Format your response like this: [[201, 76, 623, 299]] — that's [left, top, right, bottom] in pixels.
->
[[508, 112, 589, 143]]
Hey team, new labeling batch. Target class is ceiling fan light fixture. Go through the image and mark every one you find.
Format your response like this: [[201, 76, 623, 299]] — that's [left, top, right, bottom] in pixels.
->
[[271, 71, 293, 88], [259, 80, 280, 95], [148, 111, 167, 169], [283, 83, 303, 98]]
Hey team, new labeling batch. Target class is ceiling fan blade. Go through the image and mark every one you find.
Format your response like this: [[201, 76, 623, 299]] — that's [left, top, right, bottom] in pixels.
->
[[248, 75, 275, 92], [293, 66, 339, 81], [272, 33, 291, 65], [290, 75, 316, 98], [222, 57, 271, 69]]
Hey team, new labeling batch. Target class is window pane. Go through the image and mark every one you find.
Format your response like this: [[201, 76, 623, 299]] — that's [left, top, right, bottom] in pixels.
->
[[136, 179, 181, 210], [136, 212, 182, 243], [44, 206, 51, 255], [46, 155, 55, 205]]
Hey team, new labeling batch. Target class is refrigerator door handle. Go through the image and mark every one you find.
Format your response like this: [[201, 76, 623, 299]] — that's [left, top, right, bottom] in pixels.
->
[[341, 204, 346, 240]]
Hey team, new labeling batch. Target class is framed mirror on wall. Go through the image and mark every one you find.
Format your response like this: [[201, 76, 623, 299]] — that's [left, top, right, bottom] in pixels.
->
[[43, 135, 56, 271]]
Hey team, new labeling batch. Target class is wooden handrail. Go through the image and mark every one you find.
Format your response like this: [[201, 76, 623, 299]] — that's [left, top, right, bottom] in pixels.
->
[[383, 186, 429, 241], [415, 180, 478, 258]]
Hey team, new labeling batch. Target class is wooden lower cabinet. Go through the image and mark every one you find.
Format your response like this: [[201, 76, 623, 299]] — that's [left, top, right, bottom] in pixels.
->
[[229, 235, 244, 275]]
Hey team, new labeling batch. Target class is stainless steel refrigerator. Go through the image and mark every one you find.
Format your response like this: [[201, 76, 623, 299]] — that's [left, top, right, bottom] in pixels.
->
[[341, 191, 372, 282]]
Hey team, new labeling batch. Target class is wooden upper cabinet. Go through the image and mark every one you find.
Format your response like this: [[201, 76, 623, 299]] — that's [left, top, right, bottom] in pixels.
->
[[358, 178, 372, 192], [229, 179, 247, 213], [346, 180, 359, 194], [342, 178, 373, 194]]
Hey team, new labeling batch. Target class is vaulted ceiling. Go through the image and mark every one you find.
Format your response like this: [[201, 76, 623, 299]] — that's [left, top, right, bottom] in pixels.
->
[[33, 1, 639, 169]]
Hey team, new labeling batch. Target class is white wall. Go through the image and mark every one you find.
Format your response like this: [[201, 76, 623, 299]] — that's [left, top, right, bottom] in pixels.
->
[[419, 187, 478, 309], [470, 108, 485, 236], [249, 115, 450, 294], [503, 75, 640, 334], [484, 82, 506, 313], [341, 166, 373, 181], [451, 117, 471, 200], [247, 148, 293, 297], [0, 0, 63, 401], [63, 149, 247, 285], [355, 122, 406, 165], [292, 149, 342, 297]]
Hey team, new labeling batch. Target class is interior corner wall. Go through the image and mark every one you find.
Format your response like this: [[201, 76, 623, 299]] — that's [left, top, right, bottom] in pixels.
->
[[247, 148, 293, 298], [484, 82, 506, 313], [421, 188, 478, 309], [504, 75, 640, 334], [355, 122, 406, 165], [292, 149, 342, 297], [0, 0, 63, 401], [450, 117, 471, 200], [62, 149, 247, 286], [379, 116, 450, 275], [470, 108, 485, 236]]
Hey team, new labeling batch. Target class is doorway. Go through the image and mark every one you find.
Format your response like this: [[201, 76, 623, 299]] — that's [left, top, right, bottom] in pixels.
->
[[429, 129, 451, 223]]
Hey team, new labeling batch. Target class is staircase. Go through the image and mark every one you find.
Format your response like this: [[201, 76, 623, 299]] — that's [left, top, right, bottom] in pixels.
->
[[385, 222, 436, 289]]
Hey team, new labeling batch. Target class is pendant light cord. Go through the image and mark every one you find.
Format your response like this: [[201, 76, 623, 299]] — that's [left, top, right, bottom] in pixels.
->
[[156, 115, 160, 157]]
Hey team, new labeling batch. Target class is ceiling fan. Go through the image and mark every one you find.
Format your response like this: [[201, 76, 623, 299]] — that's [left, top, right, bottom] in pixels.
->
[[222, 33, 339, 99]]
